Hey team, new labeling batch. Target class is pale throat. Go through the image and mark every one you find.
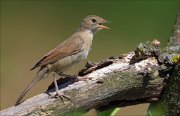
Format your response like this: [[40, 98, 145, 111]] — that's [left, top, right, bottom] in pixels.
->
[[86, 29, 94, 40]]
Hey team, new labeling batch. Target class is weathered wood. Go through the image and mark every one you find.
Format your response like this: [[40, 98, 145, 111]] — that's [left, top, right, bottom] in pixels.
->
[[162, 62, 180, 116], [147, 10, 180, 116], [162, 10, 180, 116], [1, 52, 166, 116]]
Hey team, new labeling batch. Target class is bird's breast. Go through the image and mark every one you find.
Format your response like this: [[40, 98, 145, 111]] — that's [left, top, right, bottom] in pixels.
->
[[49, 50, 88, 73], [49, 30, 93, 73]]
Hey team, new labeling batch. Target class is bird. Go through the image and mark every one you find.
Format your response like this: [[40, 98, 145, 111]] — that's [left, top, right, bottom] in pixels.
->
[[15, 15, 109, 106]]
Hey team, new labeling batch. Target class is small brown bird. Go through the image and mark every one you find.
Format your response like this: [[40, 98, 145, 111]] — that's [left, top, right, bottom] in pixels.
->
[[15, 15, 109, 105]]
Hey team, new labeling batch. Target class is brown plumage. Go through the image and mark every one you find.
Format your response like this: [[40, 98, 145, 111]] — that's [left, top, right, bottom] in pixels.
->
[[30, 35, 84, 70], [15, 15, 109, 106]]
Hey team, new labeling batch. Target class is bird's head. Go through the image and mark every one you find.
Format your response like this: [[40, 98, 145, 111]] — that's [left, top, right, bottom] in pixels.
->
[[79, 15, 110, 34]]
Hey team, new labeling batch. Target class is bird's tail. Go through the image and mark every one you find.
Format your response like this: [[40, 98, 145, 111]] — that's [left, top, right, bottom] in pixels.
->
[[15, 67, 48, 106]]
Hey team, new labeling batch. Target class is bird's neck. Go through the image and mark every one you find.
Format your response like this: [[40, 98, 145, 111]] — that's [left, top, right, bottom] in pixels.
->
[[78, 27, 96, 35], [76, 28, 93, 42]]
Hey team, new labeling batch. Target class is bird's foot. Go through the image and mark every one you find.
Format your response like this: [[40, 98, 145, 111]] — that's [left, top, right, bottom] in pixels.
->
[[75, 75, 92, 82], [53, 91, 72, 102]]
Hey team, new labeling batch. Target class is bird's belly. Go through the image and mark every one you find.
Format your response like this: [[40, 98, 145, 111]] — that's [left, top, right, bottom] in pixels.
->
[[51, 50, 88, 73]]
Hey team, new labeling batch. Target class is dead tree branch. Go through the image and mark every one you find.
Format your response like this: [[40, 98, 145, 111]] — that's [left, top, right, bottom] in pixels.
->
[[0, 51, 175, 115]]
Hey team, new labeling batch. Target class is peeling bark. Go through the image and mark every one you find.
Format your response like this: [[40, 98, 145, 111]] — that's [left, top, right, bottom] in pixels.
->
[[1, 52, 167, 116], [162, 62, 180, 116]]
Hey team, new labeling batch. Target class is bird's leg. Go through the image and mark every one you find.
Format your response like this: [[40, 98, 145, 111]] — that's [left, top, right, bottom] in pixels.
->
[[52, 73, 71, 101]]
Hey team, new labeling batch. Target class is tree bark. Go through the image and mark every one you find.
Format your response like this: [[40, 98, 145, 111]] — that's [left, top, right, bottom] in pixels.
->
[[162, 62, 180, 116], [0, 52, 160, 115], [0, 50, 174, 116], [161, 11, 180, 116]]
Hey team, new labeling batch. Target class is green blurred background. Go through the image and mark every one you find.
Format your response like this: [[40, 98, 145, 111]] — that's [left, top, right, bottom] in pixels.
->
[[1, 0, 179, 115]]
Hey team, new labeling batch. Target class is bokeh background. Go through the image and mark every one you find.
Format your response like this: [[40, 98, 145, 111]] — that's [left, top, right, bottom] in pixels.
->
[[1, 0, 179, 115]]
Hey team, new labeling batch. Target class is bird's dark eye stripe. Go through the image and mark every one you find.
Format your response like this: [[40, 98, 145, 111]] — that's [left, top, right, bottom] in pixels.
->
[[92, 19, 96, 23], [99, 23, 102, 25]]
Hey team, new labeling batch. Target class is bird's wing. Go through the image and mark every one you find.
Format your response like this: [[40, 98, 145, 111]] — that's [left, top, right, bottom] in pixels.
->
[[30, 35, 84, 70]]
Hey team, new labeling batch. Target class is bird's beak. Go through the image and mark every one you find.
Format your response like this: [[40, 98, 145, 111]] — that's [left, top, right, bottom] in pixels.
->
[[98, 25, 110, 29], [98, 20, 110, 29]]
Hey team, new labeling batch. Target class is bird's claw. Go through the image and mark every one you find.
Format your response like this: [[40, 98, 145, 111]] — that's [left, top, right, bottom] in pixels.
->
[[53, 91, 72, 102]]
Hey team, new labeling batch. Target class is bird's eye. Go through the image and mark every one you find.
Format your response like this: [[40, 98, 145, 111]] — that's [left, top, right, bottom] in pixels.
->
[[92, 19, 96, 23]]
